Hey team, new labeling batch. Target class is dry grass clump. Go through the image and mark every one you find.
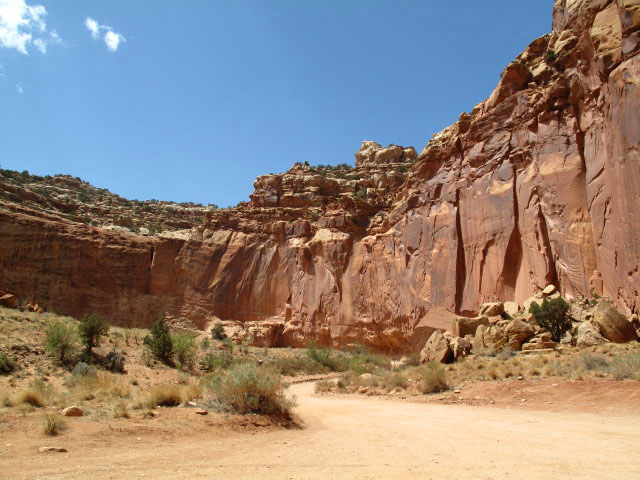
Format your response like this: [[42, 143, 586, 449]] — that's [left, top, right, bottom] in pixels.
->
[[607, 352, 640, 380], [206, 364, 295, 417], [42, 413, 67, 436], [381, 372, 408, 391], [417, 362, 448, 394], [137, 384, 184, 409], [13, 378, 57, 407], [314, 379, 334, 393], [67, 372, 130, 402]]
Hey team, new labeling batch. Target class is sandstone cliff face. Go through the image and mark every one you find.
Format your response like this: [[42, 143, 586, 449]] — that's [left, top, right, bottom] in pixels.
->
[[0, 0, 638, 352]]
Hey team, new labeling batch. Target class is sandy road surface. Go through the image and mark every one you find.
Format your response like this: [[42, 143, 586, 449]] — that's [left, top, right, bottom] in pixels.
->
[[3, 382, 640, 480]]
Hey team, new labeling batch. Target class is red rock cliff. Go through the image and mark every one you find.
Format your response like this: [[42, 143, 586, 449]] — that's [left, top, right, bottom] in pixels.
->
[[0, 0, 638, 352]]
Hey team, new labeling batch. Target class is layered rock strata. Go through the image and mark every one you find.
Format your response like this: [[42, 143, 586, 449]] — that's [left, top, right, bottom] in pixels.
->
[[0, 0, 638, 352]]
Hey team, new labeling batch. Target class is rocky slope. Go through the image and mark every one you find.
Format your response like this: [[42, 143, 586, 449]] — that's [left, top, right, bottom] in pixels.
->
[[0, 0, 638, 352]]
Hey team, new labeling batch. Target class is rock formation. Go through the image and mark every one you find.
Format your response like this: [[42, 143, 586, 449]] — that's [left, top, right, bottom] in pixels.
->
[[0, 0, 638, 352]]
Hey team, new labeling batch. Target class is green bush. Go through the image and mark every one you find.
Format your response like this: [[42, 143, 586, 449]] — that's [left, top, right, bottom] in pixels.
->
[[172, 333, 197, 370], [201, 349, 233, 372], [265, 355, 326, 376], [102, 351, 126, 373], [306, 342, 347, 372], [144, 318, 174, 364], [207, 364, 294, 416], [0, 352, 16, 375], [211, 323, 227, 340], [44, 321, 78, 363], [528, 297, 571, 342], [544, 49, 558, 63], [78, 313, 109, 354]]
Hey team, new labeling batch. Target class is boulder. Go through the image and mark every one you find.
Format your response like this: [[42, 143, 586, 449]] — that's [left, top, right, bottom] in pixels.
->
[[0, 294, 17, 309], [473, 324, 508, 354], [522, 342, 558, 351], [503, 319, 536, 347], [503, 301, 521, 317], [452, 316, 490, 338], [411, 307, 458, 351], [574, 321, 606, 347], [523, 294, 543, 313], [479, 302, 504, 317], [420, 331, 452, 364], [542, 285, 557, 296], [592, 301, 638, 343], [61, 406, 83, 417], [450, 336, 472, 360]]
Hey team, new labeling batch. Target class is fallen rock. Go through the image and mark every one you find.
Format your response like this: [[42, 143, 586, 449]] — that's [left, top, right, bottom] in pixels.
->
[[542, 285, 557, 296], [592, 301, 638, 343], [0, 294, 17, 309], [503, 319, 536, 346], [452, 316, 490, 337], [522, 342, 558, 351], [479, 302, 504, 317], [503, 301, 521, 318], [450, 336, 472, 360], [574, 321, 606, 347], [61, 406, 83, 417], [39, 447, 67, 453], [473, 324, 509, 354], [420, 330, 453, 364], [195, 410, 208, 416]]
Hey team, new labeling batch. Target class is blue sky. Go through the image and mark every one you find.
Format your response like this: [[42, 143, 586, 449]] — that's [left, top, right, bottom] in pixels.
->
[[0, 0, 554, 207]]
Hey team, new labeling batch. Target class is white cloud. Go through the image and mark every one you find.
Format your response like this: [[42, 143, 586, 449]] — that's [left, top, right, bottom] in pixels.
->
[[0, 0, 59, 54], [85, 17, 99, 39], [85, 17, 125, 52], [104, 30, 124, 52], [15, 83, 22, 93]]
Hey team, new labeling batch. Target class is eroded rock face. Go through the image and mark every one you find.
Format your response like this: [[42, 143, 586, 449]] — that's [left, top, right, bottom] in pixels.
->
[[0, 0, 638, 352]]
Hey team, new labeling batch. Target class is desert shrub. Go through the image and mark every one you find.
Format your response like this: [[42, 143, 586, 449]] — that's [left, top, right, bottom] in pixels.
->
[[42, 413, 66, 436], [172, 333, 197, 370], [579, 352, 609, 371], [315, 379, 333, 393], [211, 323, 227, 340], [71, 362, 97, 377], [607, 353, 640, 380], [382, 372, 408, 391], [348, 346, 391, 374], [418, 362, 449, 394], [544, 49, 558, 63], [66, 371, 130, 402], [14, 388, 46, 407], [265, 355, 326, 376], [44, 321, 78, 363], [207, 364, 294, 416], [221, 338, 234, 353], [78, 313, 109, 354], [136, 384, 184, 409], [102, 351, 126, 373], [0, 352, 16, 375], [529, 297, 571, 342], [144, 318, 173, 364], [306, 342, 347, 372], [201, 349, 233, 372]]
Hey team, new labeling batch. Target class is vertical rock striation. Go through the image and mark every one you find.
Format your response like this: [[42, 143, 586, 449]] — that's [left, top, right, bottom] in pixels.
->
[[0, 0, 638, 352]]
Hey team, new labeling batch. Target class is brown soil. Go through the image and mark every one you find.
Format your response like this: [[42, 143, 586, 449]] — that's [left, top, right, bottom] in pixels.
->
[[2, 379, 640, 479]]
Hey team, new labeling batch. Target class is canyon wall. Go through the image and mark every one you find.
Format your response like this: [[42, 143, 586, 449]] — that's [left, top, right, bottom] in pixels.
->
[[1, 0, 638, 352]]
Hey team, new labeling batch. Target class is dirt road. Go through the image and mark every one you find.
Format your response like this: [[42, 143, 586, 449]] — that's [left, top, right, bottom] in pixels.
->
[[3, 382, 640, 479]]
